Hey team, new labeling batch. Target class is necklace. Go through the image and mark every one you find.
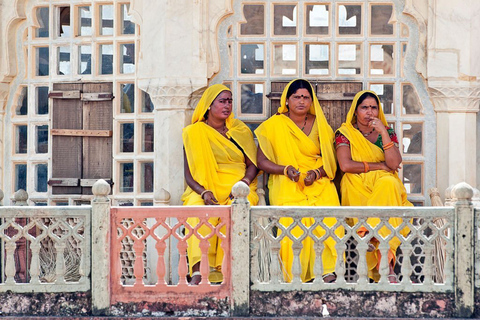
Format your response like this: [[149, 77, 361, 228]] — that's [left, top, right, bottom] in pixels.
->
[[287, 112, 308, 131], [206, 120, 227, 135], [356, 125, 374, 137]]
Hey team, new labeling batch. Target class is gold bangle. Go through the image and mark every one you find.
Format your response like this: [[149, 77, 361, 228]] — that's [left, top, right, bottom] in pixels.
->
[[283, 165, 291, 176], [363, 161, 369, 173], [200, 189, 212, 199], [241, 178, 251, 185]]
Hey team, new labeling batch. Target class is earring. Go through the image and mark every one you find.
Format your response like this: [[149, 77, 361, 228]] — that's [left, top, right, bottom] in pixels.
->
[[208, 107, 211, 110]]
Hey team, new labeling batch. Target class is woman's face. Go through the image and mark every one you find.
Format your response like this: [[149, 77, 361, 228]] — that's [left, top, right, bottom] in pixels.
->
[[355, 96, 379, 125], [287, 88, 312, 116], [209, 90, 233, 121]]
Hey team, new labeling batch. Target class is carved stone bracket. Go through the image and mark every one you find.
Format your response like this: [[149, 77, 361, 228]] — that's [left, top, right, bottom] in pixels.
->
[[137, 79, 207, 111], [428, 85, 480, 113]]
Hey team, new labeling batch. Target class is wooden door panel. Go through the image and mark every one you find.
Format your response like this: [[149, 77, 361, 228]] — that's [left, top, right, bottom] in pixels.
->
[[51, 83, 83, 194], [50, 82, 113, 195], [82, 83, 114, 195]]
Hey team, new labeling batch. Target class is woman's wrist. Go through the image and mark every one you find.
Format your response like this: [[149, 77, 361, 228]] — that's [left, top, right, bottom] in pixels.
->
[[200, 189, 212, 199], [240, 177, 251, 185]]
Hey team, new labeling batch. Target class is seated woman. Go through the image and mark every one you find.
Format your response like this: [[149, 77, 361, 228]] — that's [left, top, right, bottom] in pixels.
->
[[182, 84, 259, 285], [336, 90, 412, 283], [255, 79, 343, 283]]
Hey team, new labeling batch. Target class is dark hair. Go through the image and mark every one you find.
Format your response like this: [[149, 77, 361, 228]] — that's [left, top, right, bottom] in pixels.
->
[[286, 79, 314, 100], [355, 91, 380, 110]]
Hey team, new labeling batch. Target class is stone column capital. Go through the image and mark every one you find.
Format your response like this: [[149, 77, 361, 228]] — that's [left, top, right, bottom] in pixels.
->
[[137, 78, 207, 111], [428, 83, 480, 113]]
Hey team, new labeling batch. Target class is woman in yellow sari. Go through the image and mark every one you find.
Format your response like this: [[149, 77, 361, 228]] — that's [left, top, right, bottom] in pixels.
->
[[336, 90, 412, 283], [255, 79, 342, 283], [182, 84, 259, 285]]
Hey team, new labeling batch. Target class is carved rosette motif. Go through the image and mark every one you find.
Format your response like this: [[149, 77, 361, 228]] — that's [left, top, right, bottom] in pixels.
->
[[428, 85, 480, 113]]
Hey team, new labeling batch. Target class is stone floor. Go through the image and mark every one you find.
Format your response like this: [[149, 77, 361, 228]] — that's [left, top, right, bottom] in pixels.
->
[[1, 317, 476, 320]]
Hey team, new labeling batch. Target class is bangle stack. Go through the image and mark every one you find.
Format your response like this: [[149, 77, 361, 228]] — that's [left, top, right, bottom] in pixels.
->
[[362, 161, 370, 173], [241, 177, 251, 185], [200, 189, 212, 199], [313, 168, 322, 180], [383, 141, 394, 151]]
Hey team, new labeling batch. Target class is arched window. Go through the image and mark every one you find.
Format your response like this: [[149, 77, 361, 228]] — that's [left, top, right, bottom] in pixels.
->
[[8, 1, 154, 206], [215, 0, 432, 204]]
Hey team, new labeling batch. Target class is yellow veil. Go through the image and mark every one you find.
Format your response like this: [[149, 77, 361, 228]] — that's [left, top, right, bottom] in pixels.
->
[[277, 79, 337, 179], [337, 90, 388, 162], [190, 84, 257, 166]]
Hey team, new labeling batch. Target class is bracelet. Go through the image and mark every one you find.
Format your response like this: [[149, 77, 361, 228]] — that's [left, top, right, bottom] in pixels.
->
[[362, 161, 369, 173], [241, 178, 251, 185], [200, 189, 212, 199], [315, 168, 322, 180], [383, 141, 394, 150], [283, 165, 292, 176]]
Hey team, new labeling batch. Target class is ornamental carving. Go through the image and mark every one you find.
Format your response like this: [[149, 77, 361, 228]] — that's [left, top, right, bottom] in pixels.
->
[[428, 85, 480, 113], [402, 0, 428, 79]]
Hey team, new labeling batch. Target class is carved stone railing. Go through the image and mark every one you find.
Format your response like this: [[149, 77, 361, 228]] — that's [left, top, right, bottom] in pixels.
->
[[250, 206, 454, 292], [109, 205, 232, 305], [0, 191, 91, 293], [0, 181, 476, 318]]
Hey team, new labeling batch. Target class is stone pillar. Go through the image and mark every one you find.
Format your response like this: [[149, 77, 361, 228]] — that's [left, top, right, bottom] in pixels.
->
[[429, 86, 479, 198], [230, 181, 251, 316], [91, 179, 111, 315], [452, 182, 474, 317], [142, 81, 204, 206], [426, 0, 480, 198]]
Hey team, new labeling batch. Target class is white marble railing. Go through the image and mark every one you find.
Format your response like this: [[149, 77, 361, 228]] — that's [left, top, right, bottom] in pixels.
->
[[0, 206, 91, 293], [0, 181, 476, 318], [250, 206, 454, 292]]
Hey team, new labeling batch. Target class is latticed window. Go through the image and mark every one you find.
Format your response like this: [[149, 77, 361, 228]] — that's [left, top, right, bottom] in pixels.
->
[[216, 0, 429, 204], [10, 1, 154, 205]]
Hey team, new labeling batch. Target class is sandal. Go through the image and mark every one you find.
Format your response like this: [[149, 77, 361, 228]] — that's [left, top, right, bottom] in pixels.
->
[[322, 273, 336, 283], [388, 273, 398, 283], [189, 271, 202, 285]]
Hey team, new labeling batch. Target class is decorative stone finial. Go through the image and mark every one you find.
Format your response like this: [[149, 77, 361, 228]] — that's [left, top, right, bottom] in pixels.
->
[[92, 179, 111, 200], [13, 189, 28, 206], [232, 181, 250, 201], [451, 182, 474, 200], [154, 188, 171, 206]]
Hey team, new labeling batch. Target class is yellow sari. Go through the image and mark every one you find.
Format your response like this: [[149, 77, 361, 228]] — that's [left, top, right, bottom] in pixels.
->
[[337, 90, 412, 281], [182, 84, 259, 281], [255, 79, 343, 282]]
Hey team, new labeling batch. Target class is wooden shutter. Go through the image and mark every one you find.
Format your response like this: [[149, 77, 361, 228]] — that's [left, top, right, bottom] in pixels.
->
[[49, 82, 113, 195], [266, 81, 362, 131]]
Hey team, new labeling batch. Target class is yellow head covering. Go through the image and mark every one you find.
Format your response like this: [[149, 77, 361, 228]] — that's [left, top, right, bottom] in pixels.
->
[[345, 90, 388, 128], [189, 83, 257, 166], [338, 90, 388, 162], [191, 84, 233, 124], [279, 79, 337, 179]]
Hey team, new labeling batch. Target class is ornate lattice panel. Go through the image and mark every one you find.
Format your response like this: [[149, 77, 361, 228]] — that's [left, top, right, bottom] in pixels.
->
[[250, 206, 454, 292]]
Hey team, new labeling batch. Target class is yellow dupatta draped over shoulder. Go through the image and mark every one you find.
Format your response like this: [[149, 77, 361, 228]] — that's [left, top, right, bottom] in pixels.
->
[[182, 84, 258, 206], [255, 79, 338, 206], [337, 90, 411, 207], [337, 90, 412, 280], [254, 79, 342, 282], [182, 84, 258, 280]]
